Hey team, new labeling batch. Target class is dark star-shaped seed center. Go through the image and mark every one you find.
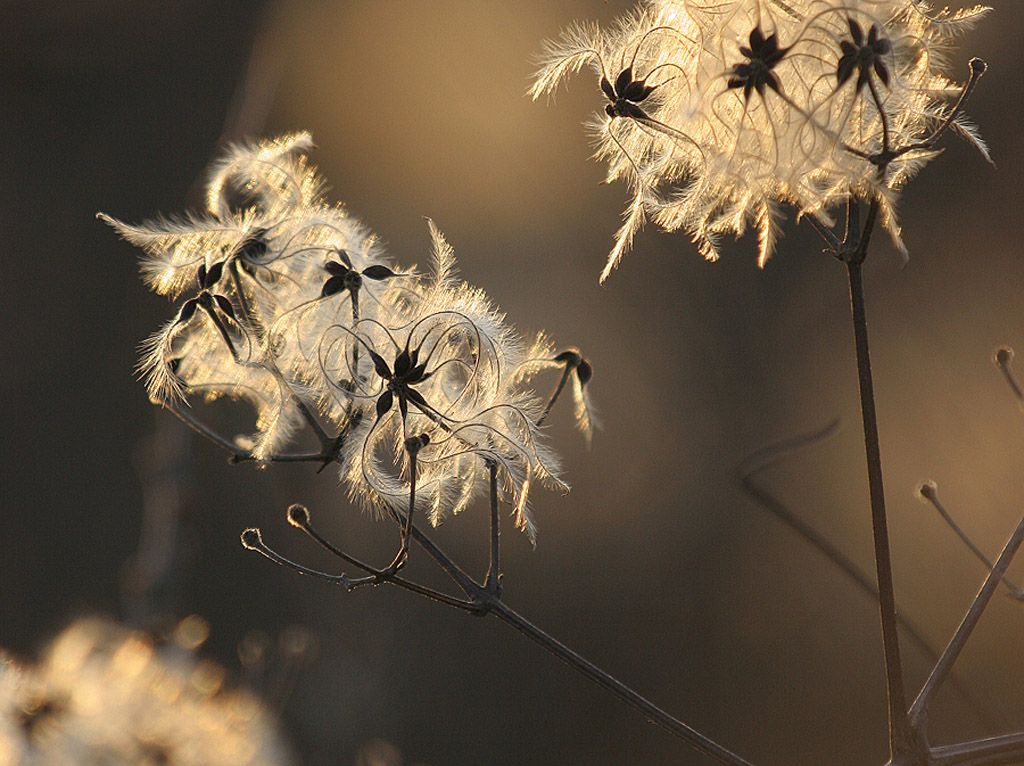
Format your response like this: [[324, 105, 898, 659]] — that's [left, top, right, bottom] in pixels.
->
[[727, 27, 790, 100], [176, 259, 237, 326], [321, 249, 396, 298], [836, 18, 891, 92], [369, 345, 432, 423], [601, 66, 656, 120]]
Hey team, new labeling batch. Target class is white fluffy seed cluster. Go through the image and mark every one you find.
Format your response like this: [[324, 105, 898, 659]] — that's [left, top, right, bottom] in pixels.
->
[[0, 618, 293, 766], [532, 0, 989, 277], [102, 135, 595, 539]]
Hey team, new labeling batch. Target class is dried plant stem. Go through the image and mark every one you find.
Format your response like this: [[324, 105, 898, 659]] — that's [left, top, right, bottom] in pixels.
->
[[267, 492, 753, 765], [484, 459, 501, 595], [909, 514, 1024, 736], [993, 349, 1023, 406], [197, 382, 753, 766], [249, 523, 477, 612], [487, 600, 756, 766], [401, 527, 757, 764], [806, 212, 843, 252], [919, 485, 1023, 597], [845, 233, 913, 760], [930, 732, 1024, 766], [403, 521, 754, 763], [278, 496, 757, 764], [739, 428, 997, 731], [162, 399, 325, 464]]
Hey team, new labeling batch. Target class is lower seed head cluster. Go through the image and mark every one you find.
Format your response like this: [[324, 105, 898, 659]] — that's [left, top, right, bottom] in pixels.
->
[[103, 134, 596, 540]]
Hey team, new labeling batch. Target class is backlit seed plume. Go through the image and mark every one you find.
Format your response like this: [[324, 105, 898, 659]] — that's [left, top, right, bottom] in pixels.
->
[[102, 135, 588, 538], [532, 0, 990, 277], [0, 618, 294, 766], [330, 222, 568, 540]]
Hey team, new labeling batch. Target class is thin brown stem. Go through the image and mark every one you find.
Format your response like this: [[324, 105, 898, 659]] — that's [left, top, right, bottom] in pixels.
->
[[407, 517, 482, 596], [846, 198, 860, 248], [243, 528, 372, 590], [161, 398, 327, 463], [909, 515, 1024, 735], [282, 483, 755, 764], [278, 380, 333, 450], [845, 219, 912, 759], [382, 443, 418, 575], [287, 505, 370, 570], [289, 505, 385, 576], [868, 78, 891, 155], [351, 288, 361, 373], [930, 732, 1024, 766], [806, 212, 844, 254], [484, 459, 501, 595], [740, 428, 998, 730], [270, 501, 757, 764], [488, 600, 756, 766], [896, 59, 987, 160], [286, 505, 479, 612], [228, 262, 263, 340], [993, 348, 1023, 406], [918, 483, 1023, 597], [203, 301, 242, 360], [243, 526, 479, 612], [850, 60, 987, 174]]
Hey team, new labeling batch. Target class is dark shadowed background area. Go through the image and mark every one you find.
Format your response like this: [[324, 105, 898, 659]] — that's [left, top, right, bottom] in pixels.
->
[[3, 1, 1022, 764]]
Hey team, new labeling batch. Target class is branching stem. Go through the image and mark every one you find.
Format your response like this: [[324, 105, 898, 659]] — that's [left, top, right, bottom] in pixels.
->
[[918, 484, 1023, 598], [909, 514, 1024, 736], [161, 398, 326, 463], [739, 425, 997, 730]]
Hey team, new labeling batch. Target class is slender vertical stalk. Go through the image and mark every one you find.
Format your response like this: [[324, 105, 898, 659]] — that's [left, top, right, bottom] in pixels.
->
[[485, 459, 501, 594], [386, 442, 417, 572], [846, 260, 913, 760], [351, 288, 360, 374], [740, 437, 999, 731]]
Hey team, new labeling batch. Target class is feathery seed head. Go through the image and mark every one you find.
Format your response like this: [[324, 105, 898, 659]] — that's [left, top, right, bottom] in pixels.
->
[[104, 135, 589, 540], [533, 0, 991, 276]]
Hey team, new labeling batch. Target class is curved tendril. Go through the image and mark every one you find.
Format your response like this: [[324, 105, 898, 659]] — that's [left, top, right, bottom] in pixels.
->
[[406, 309, 502, 397], [642, 61, 689, 92], [317, 324, 382, 399], [606, 121, 645, 180], [351, 316, 405, 356], [625, 24, 701, 73]]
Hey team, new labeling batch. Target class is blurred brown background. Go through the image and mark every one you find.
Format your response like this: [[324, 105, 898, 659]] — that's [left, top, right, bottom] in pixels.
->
[[2, 1, 1022, 764]]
